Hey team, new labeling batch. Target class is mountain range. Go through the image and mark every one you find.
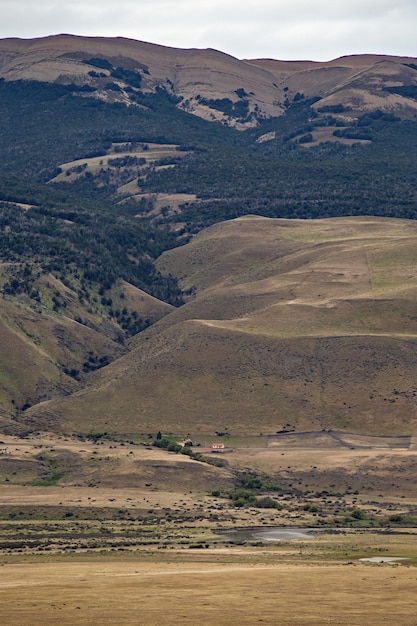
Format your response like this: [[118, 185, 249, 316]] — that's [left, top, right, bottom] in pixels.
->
[[1, 34, 417, 126], [1, 35, 417, 438]]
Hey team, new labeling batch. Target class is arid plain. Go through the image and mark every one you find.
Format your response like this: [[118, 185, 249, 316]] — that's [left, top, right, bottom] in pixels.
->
[[0, 429, 416, 624]]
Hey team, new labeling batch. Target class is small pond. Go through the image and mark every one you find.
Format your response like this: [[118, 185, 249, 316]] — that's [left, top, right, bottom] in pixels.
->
[[217, 527, 320, 543], [359, 556, 410, 564]]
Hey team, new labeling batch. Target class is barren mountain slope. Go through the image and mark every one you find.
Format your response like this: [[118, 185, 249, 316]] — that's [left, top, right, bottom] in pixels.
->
[[0, 34, 285, 122], [1, 35, 416, 124], [249, 55, 417, 117], [24, 216, 417, 437]]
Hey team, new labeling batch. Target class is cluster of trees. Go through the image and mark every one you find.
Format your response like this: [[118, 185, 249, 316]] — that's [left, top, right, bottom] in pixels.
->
[[0, 195, 182, 304], [152, 434, 207, 462], [83, 57, 143, 89], [196, 95, 251, 120]]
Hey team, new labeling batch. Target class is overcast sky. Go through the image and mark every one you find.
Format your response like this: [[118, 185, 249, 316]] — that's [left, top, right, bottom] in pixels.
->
[[1, 0, 416, 61]]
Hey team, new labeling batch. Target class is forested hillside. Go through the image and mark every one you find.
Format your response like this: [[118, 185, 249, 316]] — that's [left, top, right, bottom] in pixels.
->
[[1, 76, 416, 242]]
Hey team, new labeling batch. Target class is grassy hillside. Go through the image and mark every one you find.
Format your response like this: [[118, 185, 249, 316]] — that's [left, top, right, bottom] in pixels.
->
[[24, 216, 417, 437], [0, 254, 176, 422], [0, 282, 128, 421]]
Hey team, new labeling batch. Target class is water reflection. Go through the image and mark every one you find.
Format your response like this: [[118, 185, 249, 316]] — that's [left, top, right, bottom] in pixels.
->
[[218, 527, 319, 542]]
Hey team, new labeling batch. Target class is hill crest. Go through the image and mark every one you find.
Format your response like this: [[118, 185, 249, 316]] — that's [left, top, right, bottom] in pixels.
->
[[1, 34, 417, 127]]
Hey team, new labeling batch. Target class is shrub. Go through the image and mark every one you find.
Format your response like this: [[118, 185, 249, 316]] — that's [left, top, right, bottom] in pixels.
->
[[254, 497, 283, 509], [229, 489, 256, 506], [242, 475, 267, 490]]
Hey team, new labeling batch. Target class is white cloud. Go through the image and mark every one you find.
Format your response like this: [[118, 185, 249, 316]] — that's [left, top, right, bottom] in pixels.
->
[[0, 0, 416, 60]]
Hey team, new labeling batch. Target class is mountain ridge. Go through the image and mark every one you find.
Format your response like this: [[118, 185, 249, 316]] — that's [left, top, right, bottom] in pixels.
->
[[1, 34, 417, 127]]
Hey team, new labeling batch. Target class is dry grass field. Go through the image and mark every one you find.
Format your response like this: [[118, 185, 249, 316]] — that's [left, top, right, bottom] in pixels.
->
[[0, 431, 416, 624], [0, 555, 416, 625], [48, 142, 191, 208], [50, 142, 188, 181]]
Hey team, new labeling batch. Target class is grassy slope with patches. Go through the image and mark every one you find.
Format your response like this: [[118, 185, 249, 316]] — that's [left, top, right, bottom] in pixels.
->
[[24, 216, 417, 436], [0, 292, 126, 421]]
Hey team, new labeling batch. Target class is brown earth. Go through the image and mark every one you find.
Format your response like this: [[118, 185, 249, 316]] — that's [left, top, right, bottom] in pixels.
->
[[0, 558, 416, 626]]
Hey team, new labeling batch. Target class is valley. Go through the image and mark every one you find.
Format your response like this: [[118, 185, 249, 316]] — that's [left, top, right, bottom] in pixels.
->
[[0, 34, 417, 623]]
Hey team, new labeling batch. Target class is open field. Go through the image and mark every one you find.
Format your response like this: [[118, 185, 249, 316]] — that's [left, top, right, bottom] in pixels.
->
[[0, 532, 416, 625], [1, 430, 417, 516], [48, 141, 191, 208], [49, 142, 189, 183], [0, 431, 416, 623]]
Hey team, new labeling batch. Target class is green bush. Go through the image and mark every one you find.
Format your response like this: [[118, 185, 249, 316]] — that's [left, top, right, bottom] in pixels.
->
[[229, 489, 256, 507], [242, 475, 267, 490], [254, 496, 283, 509]]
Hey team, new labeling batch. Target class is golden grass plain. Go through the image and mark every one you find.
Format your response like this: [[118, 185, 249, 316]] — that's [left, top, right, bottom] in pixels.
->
[[0, 540, 416, 625], [0, 431, 416, 624]]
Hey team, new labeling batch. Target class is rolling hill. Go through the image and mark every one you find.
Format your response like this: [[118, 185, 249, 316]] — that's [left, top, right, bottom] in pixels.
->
[[23, 216, 417, 437]]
